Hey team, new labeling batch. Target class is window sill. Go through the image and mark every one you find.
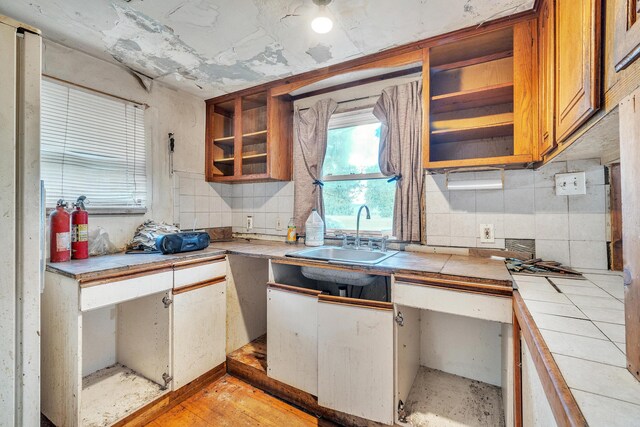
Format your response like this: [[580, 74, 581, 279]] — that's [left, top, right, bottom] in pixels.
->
[[45, 207, 147, 216]]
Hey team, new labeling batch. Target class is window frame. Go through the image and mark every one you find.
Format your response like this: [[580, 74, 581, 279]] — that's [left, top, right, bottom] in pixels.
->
[[322, 108, 393, 237], [40, 77, 149, 215]]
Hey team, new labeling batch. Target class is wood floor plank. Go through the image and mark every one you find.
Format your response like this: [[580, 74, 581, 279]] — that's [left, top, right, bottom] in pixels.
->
[[151, 374, 332, 427]]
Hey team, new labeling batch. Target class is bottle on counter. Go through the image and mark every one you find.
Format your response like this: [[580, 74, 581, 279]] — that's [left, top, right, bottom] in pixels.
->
[[305, 209, 324, 247], [286, 217, 297, 244]]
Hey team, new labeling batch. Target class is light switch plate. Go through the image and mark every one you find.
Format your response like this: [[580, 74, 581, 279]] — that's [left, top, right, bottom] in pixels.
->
[[480, 224, 495, 243], [246, 215, 253, 231], [555, 172, 586, 195]]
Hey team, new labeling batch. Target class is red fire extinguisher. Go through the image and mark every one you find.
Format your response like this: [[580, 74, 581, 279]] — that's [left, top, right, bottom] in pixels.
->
[[72, 195, 89, 260], [50, 199, 71, 263]]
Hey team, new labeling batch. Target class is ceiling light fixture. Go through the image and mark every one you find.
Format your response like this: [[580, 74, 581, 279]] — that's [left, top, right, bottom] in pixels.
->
[[311, 0, 333, 34]]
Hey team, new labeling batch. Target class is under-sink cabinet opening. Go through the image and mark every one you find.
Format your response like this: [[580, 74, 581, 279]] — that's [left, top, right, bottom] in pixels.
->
[[81, 293, 170, 426], [394, 277, 513, 427]]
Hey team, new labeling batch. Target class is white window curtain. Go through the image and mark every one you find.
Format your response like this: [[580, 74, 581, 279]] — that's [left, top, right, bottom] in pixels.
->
[[41, 79, 147, 211]]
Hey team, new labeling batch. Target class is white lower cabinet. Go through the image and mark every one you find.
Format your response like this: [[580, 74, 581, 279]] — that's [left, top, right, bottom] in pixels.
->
[[267, 285, 319, 395], [317, 298, 395, 425], [521, 337, 558, 427], [172, 279, 226, 390]]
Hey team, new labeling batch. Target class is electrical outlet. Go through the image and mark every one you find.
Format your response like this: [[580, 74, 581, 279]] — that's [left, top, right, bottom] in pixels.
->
[[246, 215, 253, 231], [480, 224, 495, 243], [555, 172, 586, 195], [275, 217, 283, 231]]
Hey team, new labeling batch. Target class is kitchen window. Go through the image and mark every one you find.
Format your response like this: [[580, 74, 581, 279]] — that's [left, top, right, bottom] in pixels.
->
[[41, 78, 147, 213], [323, 108, 395, 234]]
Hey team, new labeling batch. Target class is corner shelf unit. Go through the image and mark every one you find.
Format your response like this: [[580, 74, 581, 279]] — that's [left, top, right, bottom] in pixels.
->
[[206, 90, 292, 183], [423, 21, 538, 169]]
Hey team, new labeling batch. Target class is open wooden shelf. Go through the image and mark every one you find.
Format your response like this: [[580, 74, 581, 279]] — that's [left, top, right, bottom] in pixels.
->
[[431, 50, 513, 73], [431, 83, 514, 113], [242, 153, 267, 163], [213, 135, 235, 144], [242, 130, 268, 145], [431, 121, 514, 144], [213, 157, 234, 164]]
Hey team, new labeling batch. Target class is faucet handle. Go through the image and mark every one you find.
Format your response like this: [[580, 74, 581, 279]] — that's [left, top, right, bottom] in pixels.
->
[[381, 236, 388, 252]]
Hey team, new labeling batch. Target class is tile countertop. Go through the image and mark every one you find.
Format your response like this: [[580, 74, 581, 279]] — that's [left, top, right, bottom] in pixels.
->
[[513, 272, 640, 427], [47, 239, 513, 285]]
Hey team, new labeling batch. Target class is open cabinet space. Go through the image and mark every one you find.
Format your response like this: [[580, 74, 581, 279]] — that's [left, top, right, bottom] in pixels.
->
[[396, 308, 512, 427], [80, 295, 170, 426]]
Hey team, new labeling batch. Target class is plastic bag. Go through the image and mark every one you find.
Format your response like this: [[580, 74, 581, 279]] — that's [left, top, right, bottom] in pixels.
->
[[127, 220, 180, 252], [88, 227, 118, 256]]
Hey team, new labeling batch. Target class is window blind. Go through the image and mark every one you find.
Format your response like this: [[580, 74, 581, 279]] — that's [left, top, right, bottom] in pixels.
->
[[41, 79, 147, 211]]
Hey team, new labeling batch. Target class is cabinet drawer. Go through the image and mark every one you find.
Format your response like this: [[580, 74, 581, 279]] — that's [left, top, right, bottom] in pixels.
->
[[393, 278, 512, 324], [174, 257, 226, 288], [80, 270, 173, 312]]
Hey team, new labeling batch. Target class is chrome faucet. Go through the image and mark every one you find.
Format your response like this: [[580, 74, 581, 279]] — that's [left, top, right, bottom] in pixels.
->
[[355, 204, 370, 249]]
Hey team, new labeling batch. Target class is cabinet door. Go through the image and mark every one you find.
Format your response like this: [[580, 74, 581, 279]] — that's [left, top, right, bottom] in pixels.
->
[[555, 0, 601, 141], [613, 0, 640, 71], [172, 280, 226, 390], [539, 0, 556, 156], [266, 285, 319, 395], [620, 88, 640, 381], [317, 297, 394, 424]]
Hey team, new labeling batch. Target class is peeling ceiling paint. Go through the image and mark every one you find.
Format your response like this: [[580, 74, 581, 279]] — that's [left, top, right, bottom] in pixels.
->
[[0, 0, 535, 98]]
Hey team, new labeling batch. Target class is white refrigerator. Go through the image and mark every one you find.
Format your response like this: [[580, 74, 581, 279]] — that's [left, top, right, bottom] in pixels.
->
[[0, 15, 42, 426]]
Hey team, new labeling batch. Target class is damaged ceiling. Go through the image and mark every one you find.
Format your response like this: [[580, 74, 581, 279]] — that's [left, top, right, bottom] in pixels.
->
[[0, 0, 535, 98]]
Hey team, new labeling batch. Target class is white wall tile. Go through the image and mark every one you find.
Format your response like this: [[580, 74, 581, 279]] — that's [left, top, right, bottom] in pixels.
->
[[425, 190, 450, 214], [569, 213, 606, 241], [195, 179, 210, 196], [179, 177, 195, 195], [534, 161, 567, 188], [569, 185, 606, 214], [534, 187, 568, 213], [504, 169, 535, 189], [566, 159, 605, 186], [450, 236, 476, 247], [179, 195, 195, 213], [426, 213, 450, 237], [424, 173, 446, 192], [504, 213, 536, 239], [570, 241, 608, 270], [179, 212, 194, 230], [450, 213, 476, 237], [194, 196, 209, 213], [449, 190, 476, 213], [535, 213, 569, 240], [504, 189, 534, 214], [195, 212, 208, 229], [476, 190, 503, 213], [427, 236, 451, 246], [535, 240, 571, 265]]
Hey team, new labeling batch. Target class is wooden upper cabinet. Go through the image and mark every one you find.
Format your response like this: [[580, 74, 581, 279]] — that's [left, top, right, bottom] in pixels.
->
[[538, 0, 556, 157], [614, 0, 640, 71], [554, 0, 601, 142], [205, 90, 292, 183], [423, 21, 537, 169]]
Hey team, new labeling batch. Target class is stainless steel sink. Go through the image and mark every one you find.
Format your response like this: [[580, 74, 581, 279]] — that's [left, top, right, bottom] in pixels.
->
[[286, 246, 398, 265]]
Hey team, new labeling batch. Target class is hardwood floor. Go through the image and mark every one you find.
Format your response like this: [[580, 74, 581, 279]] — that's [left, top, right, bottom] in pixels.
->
[[147, 375, 336, 427]]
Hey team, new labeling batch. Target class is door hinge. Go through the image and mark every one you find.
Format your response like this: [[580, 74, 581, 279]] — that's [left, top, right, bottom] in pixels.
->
[[162, 295, 173, 308], [395, 311, 404, 326], [161, 373, 173, 390], [397, 399, 407, 423]]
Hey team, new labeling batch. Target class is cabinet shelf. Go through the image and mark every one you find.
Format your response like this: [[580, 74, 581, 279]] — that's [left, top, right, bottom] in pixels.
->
[[242, 130, 268, 145], [242, 153, 267, 163], [214, 130, 267, 146], [213, 135, 234, 143], [431, 50, 513, 73], [431, 121, 514, 144], [431, 83, 514, 114], [213, 157, 234, 164]]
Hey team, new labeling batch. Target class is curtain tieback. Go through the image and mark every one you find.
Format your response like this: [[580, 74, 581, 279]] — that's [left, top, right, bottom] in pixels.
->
[[313, 179, 324, 187], [387, 174, 402, 183]]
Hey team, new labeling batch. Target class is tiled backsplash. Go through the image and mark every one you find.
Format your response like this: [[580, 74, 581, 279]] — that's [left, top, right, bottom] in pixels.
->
[[425, 159, 610, 269], [173, 172, 233, 230], [173, 172, 294, 236]]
